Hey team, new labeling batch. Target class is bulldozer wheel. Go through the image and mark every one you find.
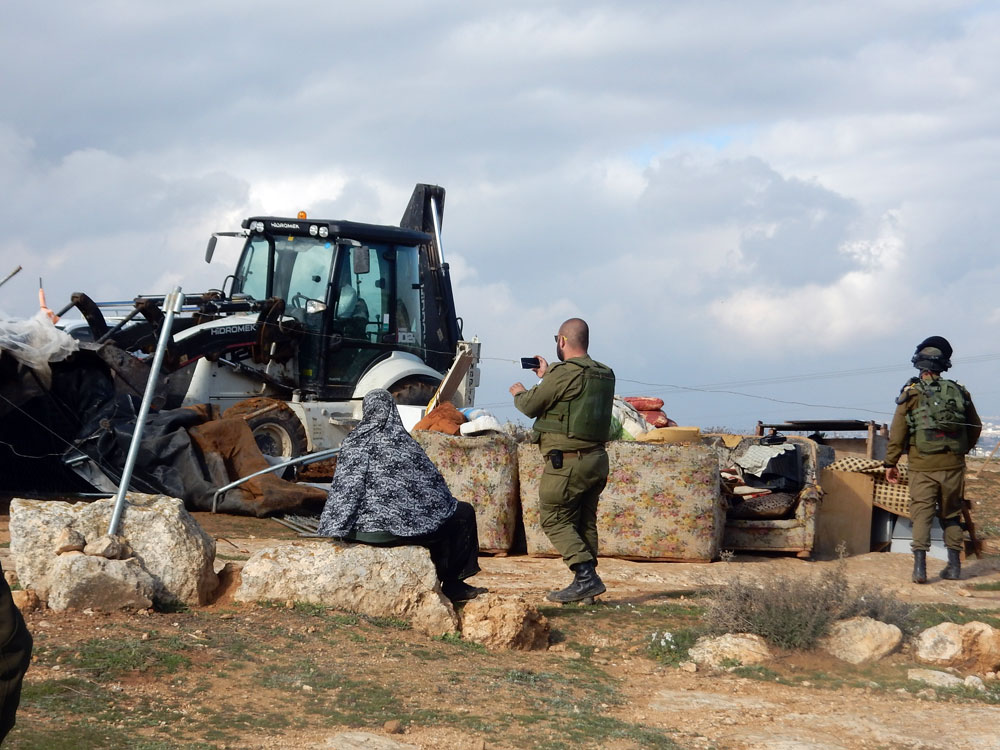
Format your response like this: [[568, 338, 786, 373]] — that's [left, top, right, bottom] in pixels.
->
[[224, 398, 308, 459], [388, 377, 440, 407]]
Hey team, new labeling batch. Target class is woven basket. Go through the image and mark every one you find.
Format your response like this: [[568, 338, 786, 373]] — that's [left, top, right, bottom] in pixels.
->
[[826, 456, 911, 518]]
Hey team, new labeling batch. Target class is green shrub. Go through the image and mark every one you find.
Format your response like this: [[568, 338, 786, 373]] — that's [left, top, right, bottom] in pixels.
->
[[703, 560, 912, 650], [703, 572, 843, 649], [840, 582, 915, 634], [648, 628, 700, 665]]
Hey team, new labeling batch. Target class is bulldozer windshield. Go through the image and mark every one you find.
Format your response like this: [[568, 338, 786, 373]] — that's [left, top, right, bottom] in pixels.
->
[[234, 231, 431, 393], [234, 235, 335, 307]]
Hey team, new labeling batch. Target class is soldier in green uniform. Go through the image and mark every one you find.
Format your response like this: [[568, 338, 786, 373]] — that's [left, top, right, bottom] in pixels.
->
[[509, 318, 615, 603], [884, 336, 981, 584]]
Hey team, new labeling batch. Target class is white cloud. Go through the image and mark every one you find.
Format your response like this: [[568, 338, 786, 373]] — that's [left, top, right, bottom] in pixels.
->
[[708, 212, 906, 348], [2, 0, 999, 426]]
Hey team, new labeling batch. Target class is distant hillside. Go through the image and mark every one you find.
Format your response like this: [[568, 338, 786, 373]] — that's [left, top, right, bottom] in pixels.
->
[[974, 418, 1000, 455]]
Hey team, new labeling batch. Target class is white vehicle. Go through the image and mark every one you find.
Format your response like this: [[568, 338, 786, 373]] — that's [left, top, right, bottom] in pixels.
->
[[61, 184, 480, 458]]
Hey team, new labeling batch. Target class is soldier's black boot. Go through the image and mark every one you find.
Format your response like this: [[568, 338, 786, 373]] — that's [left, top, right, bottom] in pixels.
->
[[940, 548, 962, 580], [546, 566, 581, 603], [546, 561, 606, 603], [912, 550, 927, 584]]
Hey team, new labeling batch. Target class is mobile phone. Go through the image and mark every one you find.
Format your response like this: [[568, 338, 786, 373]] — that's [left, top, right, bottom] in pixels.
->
[[520, 357, 540, 369]]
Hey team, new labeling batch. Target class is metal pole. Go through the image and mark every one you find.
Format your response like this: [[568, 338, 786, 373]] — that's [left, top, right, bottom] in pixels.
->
[[0, 265, 21, 290], [211, 448, 340, 513], [971, 439, 1000, 479], [107, 287, 184, 536]]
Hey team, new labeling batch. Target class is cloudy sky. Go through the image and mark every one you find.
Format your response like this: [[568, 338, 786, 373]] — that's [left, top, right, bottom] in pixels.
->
[[2, 0, 998, 431]]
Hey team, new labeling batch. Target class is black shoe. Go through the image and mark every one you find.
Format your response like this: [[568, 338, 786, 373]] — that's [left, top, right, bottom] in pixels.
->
[[546, 561, 606, 603], [442, 580, 487, 602], [940, 548, 962, 580], [912, 550, 927, 584]]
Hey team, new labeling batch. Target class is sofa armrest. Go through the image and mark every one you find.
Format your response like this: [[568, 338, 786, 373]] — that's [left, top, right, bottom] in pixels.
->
[[795, 484, 823, 521]]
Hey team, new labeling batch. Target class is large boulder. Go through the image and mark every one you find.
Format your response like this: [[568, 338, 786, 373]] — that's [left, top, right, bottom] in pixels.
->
[[458, 594, 550, 650], [818, 616, 902, 664], [688, 633, 772, 669], [9, 494, 218, 607], [235, 542, 458, 637], [47, 554, 157, 611], [914, 621, 1000, 674]]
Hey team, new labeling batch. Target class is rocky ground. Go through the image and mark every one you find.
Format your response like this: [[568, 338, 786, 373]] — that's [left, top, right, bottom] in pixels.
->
[[3, 459, 1000, 750]]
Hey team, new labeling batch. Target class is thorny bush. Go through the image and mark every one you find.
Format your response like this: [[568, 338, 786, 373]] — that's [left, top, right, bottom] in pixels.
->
[[701, 559, 914, 650]]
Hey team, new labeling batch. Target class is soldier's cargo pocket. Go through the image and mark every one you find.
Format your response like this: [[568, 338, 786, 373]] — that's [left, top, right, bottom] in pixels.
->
[[540, 462, 573, 506]]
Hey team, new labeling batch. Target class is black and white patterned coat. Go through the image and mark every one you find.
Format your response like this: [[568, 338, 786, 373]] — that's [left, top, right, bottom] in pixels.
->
[[317, 389, 457, 538]]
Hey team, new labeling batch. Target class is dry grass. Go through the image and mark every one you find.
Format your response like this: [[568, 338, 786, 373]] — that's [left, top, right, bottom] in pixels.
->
[[703, 559, 914, 649]]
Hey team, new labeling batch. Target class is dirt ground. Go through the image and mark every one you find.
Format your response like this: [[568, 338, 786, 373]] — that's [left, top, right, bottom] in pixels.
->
[[4, 459, 1000, 750]]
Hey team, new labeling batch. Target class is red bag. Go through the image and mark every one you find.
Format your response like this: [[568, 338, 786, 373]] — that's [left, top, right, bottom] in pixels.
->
[[639, 409, 670, 428], [624, 396, 664, 411]]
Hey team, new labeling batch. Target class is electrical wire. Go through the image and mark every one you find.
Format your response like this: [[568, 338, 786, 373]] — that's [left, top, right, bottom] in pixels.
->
[[0, 392, 83, 458], [57, 309, 1000, 427], [0, 390, 137, 487]]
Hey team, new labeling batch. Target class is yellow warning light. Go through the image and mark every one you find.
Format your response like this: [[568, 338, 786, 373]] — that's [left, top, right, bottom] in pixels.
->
[[297, 211, 307, 219]]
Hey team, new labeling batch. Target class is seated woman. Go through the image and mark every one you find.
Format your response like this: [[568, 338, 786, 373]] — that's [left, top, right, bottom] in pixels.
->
[[317, 389, 486, 602]]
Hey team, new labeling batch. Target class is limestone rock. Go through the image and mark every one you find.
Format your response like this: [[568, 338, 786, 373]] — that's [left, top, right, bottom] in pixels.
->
[[11, 589, 42, 613], [818, 616, 902, 664], [47, 554, 156, 611], [908, 668, 964, 688], [209, 562, 242, 606], [688, 633, 771, 669], [458, 594, 550, 650], [318, 732, 419, 749], [84, 534, 129, 559], [54, 528, 86, 554], [10, 494, 217, 606], [914, 621, 1000, 673], [235, 542, 458, 637], [4, 569, 18, 588], [965, 675, 986, 691]]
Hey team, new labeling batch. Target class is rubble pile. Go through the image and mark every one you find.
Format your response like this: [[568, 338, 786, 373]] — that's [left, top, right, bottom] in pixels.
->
[[457, 593, 550, 651]]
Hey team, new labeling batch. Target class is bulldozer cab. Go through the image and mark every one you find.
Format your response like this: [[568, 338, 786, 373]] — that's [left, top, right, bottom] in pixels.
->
[[231, 219, 434, 400]]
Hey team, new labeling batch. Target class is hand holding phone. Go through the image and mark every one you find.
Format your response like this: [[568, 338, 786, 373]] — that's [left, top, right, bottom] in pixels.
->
[[520, 357, 541, 369]]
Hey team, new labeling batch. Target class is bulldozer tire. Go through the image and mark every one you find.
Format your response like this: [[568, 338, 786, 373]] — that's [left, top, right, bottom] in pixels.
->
[[223, 398, 308, 459], [388, 377, 440, 407]]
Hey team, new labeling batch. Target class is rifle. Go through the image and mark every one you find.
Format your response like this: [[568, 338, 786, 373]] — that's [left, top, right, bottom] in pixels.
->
[[961, 496, 983, 559]]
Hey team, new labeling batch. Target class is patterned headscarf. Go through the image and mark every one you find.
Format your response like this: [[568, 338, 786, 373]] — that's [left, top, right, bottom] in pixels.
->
[[317, 389, 458, 538]]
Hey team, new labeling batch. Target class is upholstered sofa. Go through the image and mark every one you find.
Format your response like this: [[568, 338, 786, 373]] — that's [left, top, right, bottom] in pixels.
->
[[705, 435, 830, 558], [516, 441, 726, 562], [413, 431, 520, 553]]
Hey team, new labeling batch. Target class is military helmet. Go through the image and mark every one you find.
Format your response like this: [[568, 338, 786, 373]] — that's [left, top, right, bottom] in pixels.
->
[[911, 335, 952, 372]]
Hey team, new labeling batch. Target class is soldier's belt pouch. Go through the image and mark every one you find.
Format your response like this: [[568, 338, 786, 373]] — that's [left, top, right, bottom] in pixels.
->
[[546, 450, 564, 469]]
